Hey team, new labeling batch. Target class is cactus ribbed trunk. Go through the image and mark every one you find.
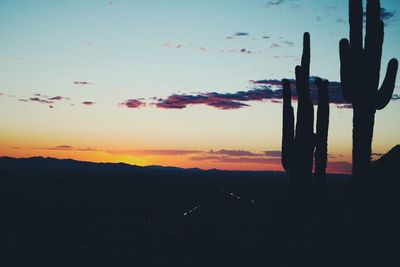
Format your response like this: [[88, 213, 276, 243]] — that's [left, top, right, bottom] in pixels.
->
[[353, 106, 375, 184], [315, 80, 329, 202]]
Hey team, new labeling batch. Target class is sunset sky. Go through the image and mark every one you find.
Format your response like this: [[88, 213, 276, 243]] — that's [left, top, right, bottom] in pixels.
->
[[1, 0, 399, 173]]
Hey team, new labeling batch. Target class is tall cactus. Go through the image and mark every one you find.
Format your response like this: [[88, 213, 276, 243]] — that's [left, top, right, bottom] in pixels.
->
[[339, 0, 398, 182], [314, 78, 329, 202], [281, 32, 330, 200]]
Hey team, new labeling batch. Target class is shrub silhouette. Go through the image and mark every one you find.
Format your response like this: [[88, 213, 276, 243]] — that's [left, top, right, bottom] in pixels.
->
[[339, 0, 398, 183], [281, 32, 330, 201]]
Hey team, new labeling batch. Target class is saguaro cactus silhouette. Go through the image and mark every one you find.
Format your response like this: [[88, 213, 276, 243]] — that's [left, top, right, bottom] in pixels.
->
[[281, 32, 330, 200], [339, 0, 398, 182], [314, 78, 329, 201]]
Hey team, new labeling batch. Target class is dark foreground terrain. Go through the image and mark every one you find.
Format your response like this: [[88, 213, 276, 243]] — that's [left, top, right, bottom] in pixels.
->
[[1, 153, 398, 267]]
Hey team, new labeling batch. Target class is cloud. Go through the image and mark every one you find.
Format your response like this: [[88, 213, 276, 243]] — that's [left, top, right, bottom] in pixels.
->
[[234, 32, 249, 36], [18, 94, 71, 107], [120, 99, 145, 108], [38, 145, 98, 151], [29, 97, 53, 104], [249, 77, 349, 106], [209, 149, 262, 157], [189, 155, 281, 164], [363, 8, 396, 23], [74, 81, 91, 85], [283, 40, 295, 46], [82, 101, 95, 106], [48, 96, 70, 101], [336, 17, 346, 23], [107, 149, 202, 156], [265, 0, 298, 8], [392, 94, 400, 100], [207, 100, 249, 110], [153, 86, 284, 110], [380, 8, 396, 21], [264, 151, 282, 157], [326, 161, 352, 173], [190, 156, 223, 161], [124, 76, 400, 111], [335, 104, 353, 109]]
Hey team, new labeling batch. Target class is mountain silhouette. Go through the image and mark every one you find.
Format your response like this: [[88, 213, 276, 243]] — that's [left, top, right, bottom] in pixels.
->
[[373, 145, 400, 170], [2, 156, 355, 267]]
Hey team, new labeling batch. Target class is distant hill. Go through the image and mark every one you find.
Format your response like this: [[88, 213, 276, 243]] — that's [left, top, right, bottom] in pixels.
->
[[373, 144, 400, 171], [0, 156, 269, 175]]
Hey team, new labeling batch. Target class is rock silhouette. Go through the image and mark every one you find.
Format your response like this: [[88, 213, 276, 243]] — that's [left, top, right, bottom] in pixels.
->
[[339, 0, 398, 183]]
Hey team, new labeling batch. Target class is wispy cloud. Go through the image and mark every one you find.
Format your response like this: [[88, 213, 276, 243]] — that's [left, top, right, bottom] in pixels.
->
[[265, 0, 299, 8], [18, 94, 71, 107], [29, 97, 53, 104], [48, 96, 70, 101], [233, 32, 249, 36], [37, 145, 98, 151], [209, 149, 263, 157], [74, 81, 91, 85], [152, 87, 282, 110], [190, 155, 281, 164], [363, 8, 396, 23], [283, 40, 295, 47], [119, 99, 145, 108], [327, 161, 352, 173], [250, 77, 349, 106], [121, 77, 399, 111], [264, 151, 282, 157], [82, 101, 95, 106], [107, 149, 202, 156]]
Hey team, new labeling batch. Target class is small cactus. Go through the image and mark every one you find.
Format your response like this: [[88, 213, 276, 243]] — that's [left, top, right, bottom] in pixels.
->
[[281, 32, 330, 200], [339, 0, 398, 181]]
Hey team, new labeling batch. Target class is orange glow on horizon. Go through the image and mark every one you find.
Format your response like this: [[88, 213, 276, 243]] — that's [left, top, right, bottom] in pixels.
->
[[0, 145, 351, 174]]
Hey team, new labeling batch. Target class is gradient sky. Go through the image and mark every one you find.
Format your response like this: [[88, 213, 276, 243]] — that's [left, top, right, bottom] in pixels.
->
[[0, 0, 399, 173]]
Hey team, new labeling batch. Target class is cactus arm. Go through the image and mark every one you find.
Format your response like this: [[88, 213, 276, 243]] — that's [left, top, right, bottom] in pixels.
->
[[339, 38, 353, 101], [365, 3, 384, 91], [365, 0, 382, 53], [295, 32, 311, 103], [365, 0, 382, 54], [349, 0, 363, 52], [301, 32, 310, 83], [282, 79, 294, 171], [376, 58, 399, 110]]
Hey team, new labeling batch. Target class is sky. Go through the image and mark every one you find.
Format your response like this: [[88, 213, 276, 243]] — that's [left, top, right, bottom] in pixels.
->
[[0, 0, 399, 173]]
